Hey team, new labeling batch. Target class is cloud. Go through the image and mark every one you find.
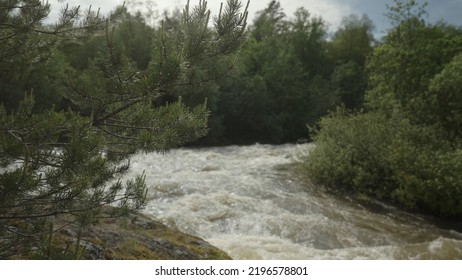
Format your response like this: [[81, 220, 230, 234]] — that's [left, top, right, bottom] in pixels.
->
[[46, 0, 353, 31], [278, 0, 353, 29], [137, 0, 353, 31], [46, 0, 462, 33], [46, 0, 123, 22]]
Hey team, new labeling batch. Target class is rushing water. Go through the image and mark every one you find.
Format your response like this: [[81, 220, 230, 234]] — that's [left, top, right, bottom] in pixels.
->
[[125, 144, 462, 259]]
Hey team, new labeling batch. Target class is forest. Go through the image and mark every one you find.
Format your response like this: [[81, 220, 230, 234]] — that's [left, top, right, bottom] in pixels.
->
[[1, 0, 462, 259]]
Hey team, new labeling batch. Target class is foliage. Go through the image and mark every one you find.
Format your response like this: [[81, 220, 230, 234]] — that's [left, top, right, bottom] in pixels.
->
[[305, 109, 462, 217], [329, 14, 375, 109], [426, 53, 462, 141], [305, 0, 462, 218], [214, 1, 339, 144], [0, 0, 248, 259], [0, 0, 111, 109], [366, 12, 462, 126]]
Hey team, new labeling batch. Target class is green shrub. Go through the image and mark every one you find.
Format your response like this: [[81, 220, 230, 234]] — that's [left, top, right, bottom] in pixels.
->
[[305, 108, 462, 218]]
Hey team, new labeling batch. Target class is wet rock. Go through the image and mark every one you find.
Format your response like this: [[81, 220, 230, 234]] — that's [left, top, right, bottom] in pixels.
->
[[79, 240, 105, 260], [49, 211, 230, 260], [201, 165, 220, 172]]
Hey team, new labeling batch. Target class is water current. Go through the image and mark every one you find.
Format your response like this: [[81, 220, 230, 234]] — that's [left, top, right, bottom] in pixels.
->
[[124, 144, 462, 259]]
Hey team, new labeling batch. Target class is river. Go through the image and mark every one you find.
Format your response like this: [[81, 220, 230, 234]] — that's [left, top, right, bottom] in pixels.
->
[[124, 144, 462, 259]]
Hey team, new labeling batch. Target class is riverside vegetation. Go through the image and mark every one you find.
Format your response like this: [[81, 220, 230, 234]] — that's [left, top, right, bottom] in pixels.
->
[[1, 0, 461, 259], [304, 0, 462, 219]]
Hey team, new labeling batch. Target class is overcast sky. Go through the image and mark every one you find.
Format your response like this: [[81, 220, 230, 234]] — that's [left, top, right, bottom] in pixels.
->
[[48, 0, 462, 37]]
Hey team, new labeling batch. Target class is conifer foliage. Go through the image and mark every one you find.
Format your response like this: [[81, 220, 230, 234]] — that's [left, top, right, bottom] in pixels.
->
[[0, 0, 248, 259]]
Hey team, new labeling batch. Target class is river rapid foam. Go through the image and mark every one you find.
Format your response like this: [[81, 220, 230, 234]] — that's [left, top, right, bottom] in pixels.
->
[[122, 144, 462, 259]]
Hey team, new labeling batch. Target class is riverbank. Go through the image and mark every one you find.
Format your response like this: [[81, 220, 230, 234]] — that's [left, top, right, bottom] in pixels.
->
[[21, 211, 230, 260]]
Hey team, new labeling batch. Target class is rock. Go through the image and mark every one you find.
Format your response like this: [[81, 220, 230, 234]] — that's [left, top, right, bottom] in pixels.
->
[[47, 211, 231, 260]]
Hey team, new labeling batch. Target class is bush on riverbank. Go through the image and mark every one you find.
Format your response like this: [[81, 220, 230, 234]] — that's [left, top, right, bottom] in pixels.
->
[[305, 109, 462, 218], [304, 0, 462, 219]]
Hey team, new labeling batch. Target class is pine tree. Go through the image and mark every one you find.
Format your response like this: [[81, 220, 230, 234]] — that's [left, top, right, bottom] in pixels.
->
[[0, 0, 248, 259]]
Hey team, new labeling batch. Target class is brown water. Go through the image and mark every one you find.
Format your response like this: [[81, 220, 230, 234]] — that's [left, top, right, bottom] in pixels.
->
[[124, 144, 462, 259]]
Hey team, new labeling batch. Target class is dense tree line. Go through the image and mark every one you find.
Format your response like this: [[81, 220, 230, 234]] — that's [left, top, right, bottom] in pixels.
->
[[1, 0, 375, 146], [207, 1, 375, 144]]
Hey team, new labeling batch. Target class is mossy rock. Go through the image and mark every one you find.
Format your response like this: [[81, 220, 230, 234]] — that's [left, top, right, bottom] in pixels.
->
[[35, 212, 230, 260]]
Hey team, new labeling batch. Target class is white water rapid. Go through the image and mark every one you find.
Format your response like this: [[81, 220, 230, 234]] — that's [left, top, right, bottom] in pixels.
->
[[124, 144, 462, 259]]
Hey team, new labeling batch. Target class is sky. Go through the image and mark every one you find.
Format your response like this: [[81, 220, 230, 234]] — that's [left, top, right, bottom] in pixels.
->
[[48, 0, 462, 37]]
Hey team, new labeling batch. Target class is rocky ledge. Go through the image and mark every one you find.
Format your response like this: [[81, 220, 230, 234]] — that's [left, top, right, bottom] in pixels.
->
[[48, 212, 230, 260]]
